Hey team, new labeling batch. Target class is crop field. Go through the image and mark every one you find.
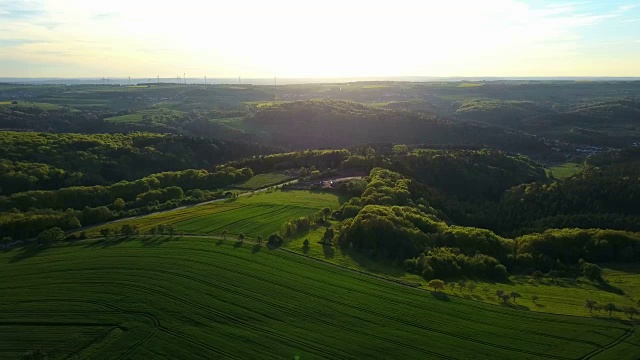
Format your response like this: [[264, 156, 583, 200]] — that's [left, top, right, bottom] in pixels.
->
[[233, 173, 293, 190], [1, 237, 636, 359], [85, 190, 341, 238]]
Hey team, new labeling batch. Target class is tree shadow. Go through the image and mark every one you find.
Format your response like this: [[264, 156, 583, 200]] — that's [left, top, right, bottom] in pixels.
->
[[83, 236, 133, 249], [215, 239, 224, 246], [252, 244, 262, 254], [594, 281, 625, 295], [302, 245, 310, 255], [233, 241, 243, 249], [140, 236, 178, 247], [431, 292, 450, 301], [10, 244, 49, 263], [322, 244, 335, 259], [503, 302, 530, 311], [534, 302, 546, 308]]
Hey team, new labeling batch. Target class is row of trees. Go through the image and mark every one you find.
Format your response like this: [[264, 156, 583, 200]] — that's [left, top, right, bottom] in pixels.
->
[[0, 166, 252, 212]]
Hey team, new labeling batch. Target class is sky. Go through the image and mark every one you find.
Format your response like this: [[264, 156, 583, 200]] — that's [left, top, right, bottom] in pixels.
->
[[0, 0, 639, 78]]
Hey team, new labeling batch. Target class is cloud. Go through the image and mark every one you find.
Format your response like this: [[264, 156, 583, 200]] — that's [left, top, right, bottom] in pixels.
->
[[91, 12, 119, 20], [0, 0, 638, 77]]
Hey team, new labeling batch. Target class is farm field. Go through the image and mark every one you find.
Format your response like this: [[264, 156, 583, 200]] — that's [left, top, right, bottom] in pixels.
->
[[233, 173, 293, 190], [286, 227, 640, 318], [1, 237, 637, 359], [84, 190, 341, 238]]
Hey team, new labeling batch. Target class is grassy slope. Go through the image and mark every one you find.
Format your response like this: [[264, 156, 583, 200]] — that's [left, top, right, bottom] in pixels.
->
[[285, 227, 640, 318], [85, 190, 341, 238], [1, 237, 635, 359]]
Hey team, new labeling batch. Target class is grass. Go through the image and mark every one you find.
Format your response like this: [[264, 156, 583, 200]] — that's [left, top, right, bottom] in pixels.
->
[[286, 228, 640, 319], [84, 190, 341, 238], [547, 162, 584, 179], [361, 85, 389, 89], [233, 173, 293, 190], [1, 237, 636, 359]]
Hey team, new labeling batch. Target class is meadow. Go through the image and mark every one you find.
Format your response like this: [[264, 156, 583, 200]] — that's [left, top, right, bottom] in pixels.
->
[[84, 190, 341, 238], [1, 237, 636, 359], [547, 162, 585, 179], [286, 226, 640, 318]]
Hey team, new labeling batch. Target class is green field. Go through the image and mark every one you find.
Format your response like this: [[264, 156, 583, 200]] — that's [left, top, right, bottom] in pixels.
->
[[0, 101, 62, 110], [546, 162, 584, 179], [234, 173, 293, 190], [85, 190, 341, 238], [1, 237, 637, 359]]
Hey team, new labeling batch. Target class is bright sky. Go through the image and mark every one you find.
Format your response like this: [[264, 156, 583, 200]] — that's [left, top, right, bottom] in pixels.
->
[[0, 0, 639, 78]]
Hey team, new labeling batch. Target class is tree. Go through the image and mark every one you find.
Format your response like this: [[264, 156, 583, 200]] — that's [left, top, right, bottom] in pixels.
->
[[37, 227, 65, 244], [458, 280, 466, 292], [67, 217, 81, 229], [120, 224, 137, 237], [148, 227, 157, 236], [604, 303, 617, 316], [113, 198, 126, 210], [450, 282, 456, 291], [166, 224, 176, 237], [221, 230, 227, 239], [238, 233, 245, 243], [428, 279, 445, 292], [303, 239, 310, 247], [532, 294, 539, 304], [585, 299, 597, 313], [500, 294, 510, 303], [583, 263, 603, 282], [623, 307, 638, 320], [496, 289, 505, 300], [510, 291, 521, 302], [467, 282, 477, 293], [322, 227, 335, 245], [257, 235, 263, 245], [267, 234, 284, 247], [99, 228, 111, 238]]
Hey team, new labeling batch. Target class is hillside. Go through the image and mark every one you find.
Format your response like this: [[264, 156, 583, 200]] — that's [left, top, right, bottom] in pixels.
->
[[1, 237, 635, 359], [246, 100, 549, 155]]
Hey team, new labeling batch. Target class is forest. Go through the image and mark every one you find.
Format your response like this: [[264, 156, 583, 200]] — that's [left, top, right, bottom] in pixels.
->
[[3, 80, 640, 359]]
